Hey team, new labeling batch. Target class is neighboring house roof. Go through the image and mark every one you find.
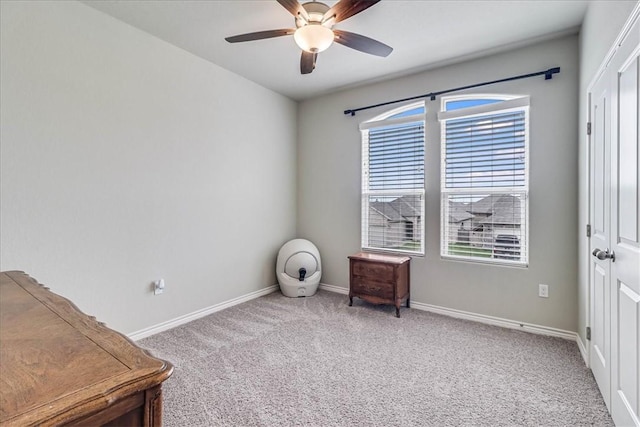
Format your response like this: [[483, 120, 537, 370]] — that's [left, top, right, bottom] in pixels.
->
[[476, 195, 522, 226], [370, 195, 421, 223], [466, 195, 494, 215], [449, 201, 475, 223], [373, 194, 521, 226], [449, 194, 522, 226], [389, 195, 421, 218], [370, 202, 401, 221]]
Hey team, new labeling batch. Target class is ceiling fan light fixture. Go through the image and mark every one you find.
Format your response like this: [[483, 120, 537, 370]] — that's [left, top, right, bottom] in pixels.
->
[[294, 24, 334, 53]]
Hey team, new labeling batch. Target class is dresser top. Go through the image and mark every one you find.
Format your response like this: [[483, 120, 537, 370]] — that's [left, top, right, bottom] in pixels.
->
[[348, 251, 411, 264], [0, 271, 173, 426]]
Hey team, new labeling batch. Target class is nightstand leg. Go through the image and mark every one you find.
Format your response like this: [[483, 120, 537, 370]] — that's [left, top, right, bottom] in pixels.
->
[[395, 307, 400, 318], [348, 297, 353, 306], [407, 297, 410, 308]]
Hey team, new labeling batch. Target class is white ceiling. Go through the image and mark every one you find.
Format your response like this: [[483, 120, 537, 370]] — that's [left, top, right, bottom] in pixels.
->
[[83, 0, 588, 101]]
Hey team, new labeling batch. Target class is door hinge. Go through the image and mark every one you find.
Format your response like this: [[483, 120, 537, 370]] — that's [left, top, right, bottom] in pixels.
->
[[586, 224, 591, 238], [586, 326, 591, 341], [587, 122, 592, 135]]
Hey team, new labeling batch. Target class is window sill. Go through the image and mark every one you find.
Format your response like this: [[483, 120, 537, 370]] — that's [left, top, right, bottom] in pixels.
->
[[440, 254, 528, 268], [362, 247, 424, 258]]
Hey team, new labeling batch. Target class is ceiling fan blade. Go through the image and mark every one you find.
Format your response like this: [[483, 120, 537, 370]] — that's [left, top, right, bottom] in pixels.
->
[[225, 29, 295, 43], [300, 51, 318, 75], [333, 29, 392, 57], [323, 0, 380, 24], [277, 0, 309, 21]]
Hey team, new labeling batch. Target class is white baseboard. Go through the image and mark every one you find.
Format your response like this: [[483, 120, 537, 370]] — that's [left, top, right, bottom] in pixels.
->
[[128, 284, 279, 341], [576, 334, 589, 366], [132, 282, 580, 347], [410, 301, 577, 341], [319, 283, 577, 342], [319, 282, 348, 295]]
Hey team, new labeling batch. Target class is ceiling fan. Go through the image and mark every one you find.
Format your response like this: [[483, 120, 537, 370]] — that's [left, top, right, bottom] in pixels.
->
[[225, 0, 393, 75]]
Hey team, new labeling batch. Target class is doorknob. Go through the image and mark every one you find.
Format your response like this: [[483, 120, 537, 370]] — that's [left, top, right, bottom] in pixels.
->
[[592, 248, 616, 262]]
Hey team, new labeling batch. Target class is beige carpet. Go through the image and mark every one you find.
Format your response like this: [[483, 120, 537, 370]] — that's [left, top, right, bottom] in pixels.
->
[[140, 290, 612, 426]]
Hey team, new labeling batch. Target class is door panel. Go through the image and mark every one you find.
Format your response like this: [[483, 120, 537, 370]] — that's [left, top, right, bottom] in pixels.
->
[[617, 56, 638, 243], [616, 281, 639, 424], [610, 22, 640, 426], [594, 94, 607, 237], [593, 264, 608, 367], [589, 73, 611, 408]]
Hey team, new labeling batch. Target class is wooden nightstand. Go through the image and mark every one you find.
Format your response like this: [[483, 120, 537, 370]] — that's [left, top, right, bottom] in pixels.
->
[[348, 252, 411, 317]]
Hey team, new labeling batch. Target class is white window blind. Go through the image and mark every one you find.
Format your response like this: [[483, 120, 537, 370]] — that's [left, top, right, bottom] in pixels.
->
[[361, 104, 425, 255], [439, 96, 529, 265]]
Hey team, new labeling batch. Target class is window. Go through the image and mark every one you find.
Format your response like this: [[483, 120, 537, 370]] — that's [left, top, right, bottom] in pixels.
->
[[438, 95, 529, 265], [360, 102, 425, 255]]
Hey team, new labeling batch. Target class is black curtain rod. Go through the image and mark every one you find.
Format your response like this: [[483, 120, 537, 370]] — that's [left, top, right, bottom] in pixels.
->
[[344, 66, 560, 117]]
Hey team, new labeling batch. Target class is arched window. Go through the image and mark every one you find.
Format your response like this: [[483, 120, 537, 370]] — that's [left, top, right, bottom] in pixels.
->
[[438, 94, 529, 265], [359, 102, 425, 255]]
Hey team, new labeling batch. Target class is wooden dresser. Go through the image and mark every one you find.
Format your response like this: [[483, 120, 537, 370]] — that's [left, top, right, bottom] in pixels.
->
[[348, 252, 411, 317], [0, 271, 173, 426]]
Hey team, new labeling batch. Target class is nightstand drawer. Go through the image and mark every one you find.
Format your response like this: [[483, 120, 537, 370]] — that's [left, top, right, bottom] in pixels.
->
[[352, 262, 394, 282], [351, 276, 394, 299]]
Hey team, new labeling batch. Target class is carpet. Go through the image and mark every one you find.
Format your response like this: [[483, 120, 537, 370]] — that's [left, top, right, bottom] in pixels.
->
[[139, 290, 612, 426]]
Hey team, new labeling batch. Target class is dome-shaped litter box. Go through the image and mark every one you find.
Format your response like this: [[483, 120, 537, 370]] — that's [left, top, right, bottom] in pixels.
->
[[276, 239, 321, 297]]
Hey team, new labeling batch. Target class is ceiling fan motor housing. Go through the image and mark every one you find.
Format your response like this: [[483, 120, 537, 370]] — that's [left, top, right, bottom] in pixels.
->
[[297, 2, 331, 27]]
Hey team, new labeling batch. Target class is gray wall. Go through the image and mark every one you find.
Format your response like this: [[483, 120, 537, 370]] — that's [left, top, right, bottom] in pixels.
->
[[0, 1, 298, 334], [298, 35, 580, 332], [577, 1, 638, 345]]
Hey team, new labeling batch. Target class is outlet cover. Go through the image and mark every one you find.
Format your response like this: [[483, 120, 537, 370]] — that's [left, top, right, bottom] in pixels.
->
[[538, 284, 549, 298], [153, 279, 165, 295]]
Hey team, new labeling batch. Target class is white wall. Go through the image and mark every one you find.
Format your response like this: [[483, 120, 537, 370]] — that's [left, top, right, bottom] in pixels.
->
[[577, 1, 638, 346], [298, 35, 580, 332], [0, 1, 297, 334]]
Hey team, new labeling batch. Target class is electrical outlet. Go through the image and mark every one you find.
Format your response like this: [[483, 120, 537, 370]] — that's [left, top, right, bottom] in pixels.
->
[[538, 284, 549, 298], [153, 279, 165, 295]]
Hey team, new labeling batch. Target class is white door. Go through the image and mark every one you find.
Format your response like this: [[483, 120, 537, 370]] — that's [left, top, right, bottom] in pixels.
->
[[589, 67, 612, 409], [609, 17, 640, 427], [589, 13, 640, 426]]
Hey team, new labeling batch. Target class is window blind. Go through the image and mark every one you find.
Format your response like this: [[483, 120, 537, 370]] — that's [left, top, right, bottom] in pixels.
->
[[362, 112, 425, 255], [444, 111, 526, 188], [440, 99, 529, 265], [368, 123, 425, 191]]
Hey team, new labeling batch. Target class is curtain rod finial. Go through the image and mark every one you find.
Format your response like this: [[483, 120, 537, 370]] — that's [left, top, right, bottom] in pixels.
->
[[545, 67, 561, 80]]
